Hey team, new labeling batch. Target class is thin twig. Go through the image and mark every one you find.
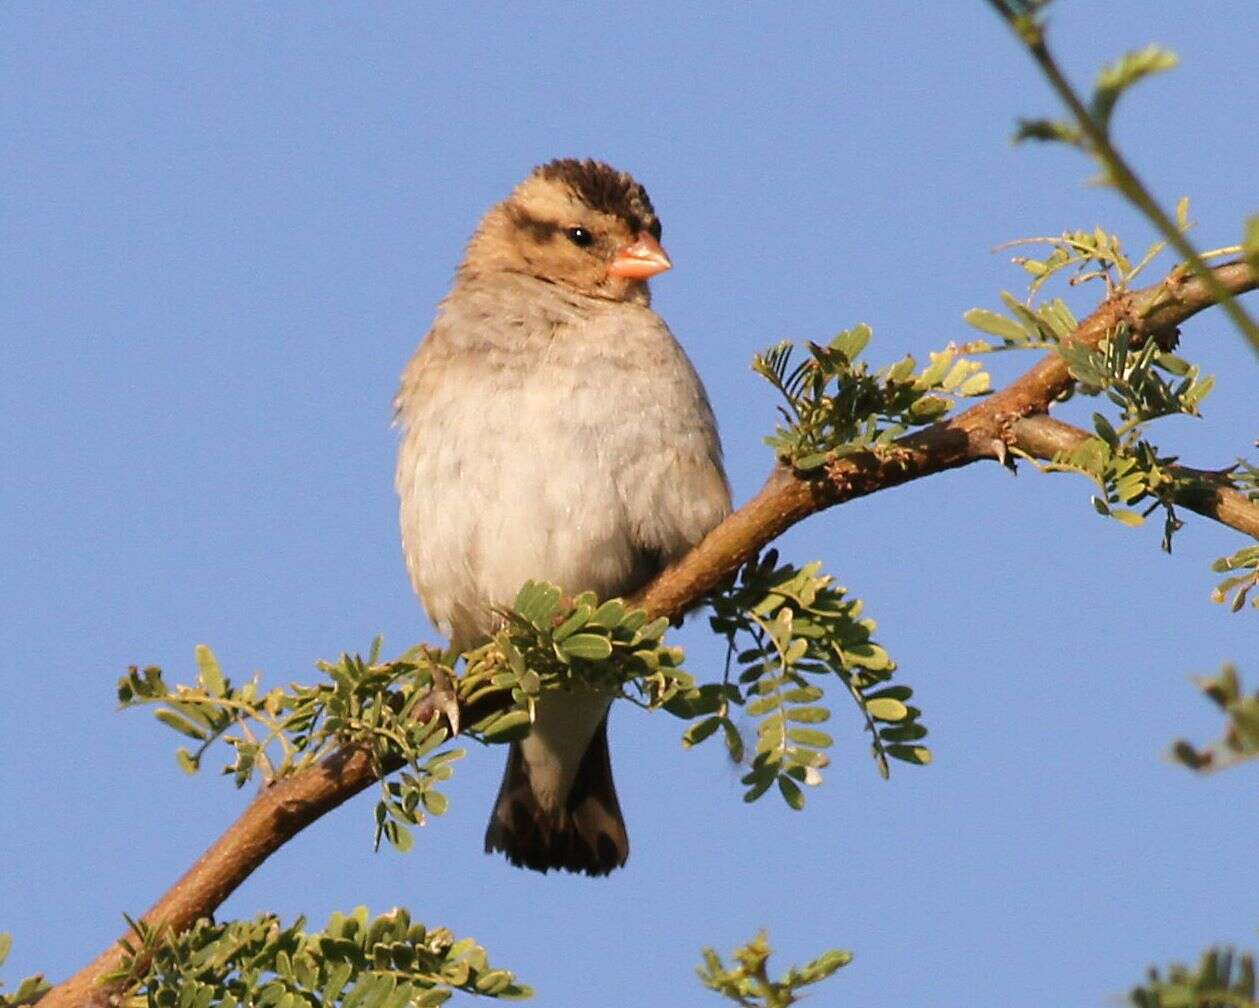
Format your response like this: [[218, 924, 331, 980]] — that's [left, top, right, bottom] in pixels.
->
[[983, 0, 1259, 356]]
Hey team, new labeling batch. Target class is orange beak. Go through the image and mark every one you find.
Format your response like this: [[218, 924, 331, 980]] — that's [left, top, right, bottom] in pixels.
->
[[607, 231, 672, 280]]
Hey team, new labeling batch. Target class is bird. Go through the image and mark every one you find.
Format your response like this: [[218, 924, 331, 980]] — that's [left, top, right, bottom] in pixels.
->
[[394, 159, 731, 875]]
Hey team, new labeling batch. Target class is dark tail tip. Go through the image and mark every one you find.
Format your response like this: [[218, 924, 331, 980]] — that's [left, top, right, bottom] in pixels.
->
[[484, 722, 629, 877]]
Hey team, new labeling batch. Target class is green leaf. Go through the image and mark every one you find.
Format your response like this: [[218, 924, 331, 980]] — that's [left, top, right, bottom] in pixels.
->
[[557, 633, 613, 661], [421, 790, 449, 816], [833, 323, 872, 361], [175, 747, 200, 775], [792, 452, 830, 471], [386, 822, 413, 853], [513, 580, 561, 628], [865, 697, 908, 721], [722, 719, 745, 764], [887, 744, 932, 765], [154, 709, 209, 741], [1176, 196, 1191, 230], [588, 599, 627, 629], [908, 395, 950, 422], [777, 775, 805, 810], [1013, 118, 1083, 147], [1109, 508, 1145, 527], [786, 727, 833, 748], [1091, 45, 1179, 131], [195, 644, 226, 696], [552, 603, 593, 641], [785, 707, 830, 723], [482, 710, 533, 744], [663, 683, 726, 718], [683, 716, 722, 749], [1092, 412, 1119, 448], [957, 372, 991, 396]]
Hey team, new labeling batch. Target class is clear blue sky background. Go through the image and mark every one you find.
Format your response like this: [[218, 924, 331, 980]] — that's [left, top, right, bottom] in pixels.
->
[[3, 4, 1256, 1005]]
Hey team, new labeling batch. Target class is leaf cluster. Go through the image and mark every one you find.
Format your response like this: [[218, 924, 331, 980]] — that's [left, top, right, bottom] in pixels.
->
[[1058, 326, 1214, 426], [0, 934, 50, 1008], [697, 931, 851, 1008], [677, 551, 929, 809], [963, 291, 1077, 351], [1211, 546, 1259, 613], [103, 908, 529, 1007], [1015, 44, 1178, 156], [1171, 665, 1259, 774], [455, 581, 690, 741], [1038, 327, 1218, 547], [963, 199, 1199, 354], [753, 324, 990, 471], [117, 642, 464, 854], [1131, 945, 1256, 1008]]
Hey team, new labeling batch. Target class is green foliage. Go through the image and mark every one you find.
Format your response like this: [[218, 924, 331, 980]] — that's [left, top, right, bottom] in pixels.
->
[[0, 934, 50, 1008], [1211, 546, 1259, 613], [1091, 46, 1179, 134], [697, 931, 851, 1008], [1232, 458, 1259, 502], [103, 908, 530, 1007], [975, 219, 1255, 600], [964, 201, 1194, 351], [683, 551, 929, 807], [123, 568, 926, 832], [1058, 325, 1214, 423], [1131, 945, 1257, 1008], [1171, 665, 1259, 773], [1014, 45, 1178, 155], [1037, 326, 1218, 548], [997, 3, 1259, 354], [456, 580, 692, 735], [753, 324, 990, 471], [1012, 117, 1082, 149], [118, 642, 465, 853], [1004, 206, 1193, 305], [963, 290, 1076, 350], [1038, 422, 1186, 544]]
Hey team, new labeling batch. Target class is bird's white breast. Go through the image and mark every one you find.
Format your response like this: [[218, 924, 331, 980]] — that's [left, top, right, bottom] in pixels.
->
[[395, 273, 729, 651]]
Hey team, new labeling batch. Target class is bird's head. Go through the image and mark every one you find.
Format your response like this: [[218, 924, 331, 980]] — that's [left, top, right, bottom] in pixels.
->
[[460, 159, 670, 303]]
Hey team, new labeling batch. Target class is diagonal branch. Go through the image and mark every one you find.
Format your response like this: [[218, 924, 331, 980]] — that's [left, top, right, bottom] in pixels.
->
[[637, 261, 1257, 617], [43, 260, 1257, 1008]]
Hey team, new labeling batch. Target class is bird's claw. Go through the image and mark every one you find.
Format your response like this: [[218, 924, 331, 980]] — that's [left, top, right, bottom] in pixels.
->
[[429, 664, 460, 738]]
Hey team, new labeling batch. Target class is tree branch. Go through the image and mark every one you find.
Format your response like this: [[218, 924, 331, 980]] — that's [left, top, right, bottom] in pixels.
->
[[1011, 414, 1259, 539], [637, 261, 1257, 618], [44, 259, 1257, 1008]]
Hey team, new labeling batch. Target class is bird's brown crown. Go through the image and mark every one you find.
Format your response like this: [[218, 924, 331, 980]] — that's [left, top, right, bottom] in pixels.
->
[[533, 159, 662, 241], [460, 159, 665, 303]]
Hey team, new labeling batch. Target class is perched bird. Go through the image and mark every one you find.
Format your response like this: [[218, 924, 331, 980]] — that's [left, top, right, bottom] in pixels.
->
[[394, 159, 731, 875]]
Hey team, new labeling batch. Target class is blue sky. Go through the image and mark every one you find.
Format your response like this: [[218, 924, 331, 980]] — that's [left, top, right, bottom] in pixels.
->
[[2, 3, 1256, 1005]]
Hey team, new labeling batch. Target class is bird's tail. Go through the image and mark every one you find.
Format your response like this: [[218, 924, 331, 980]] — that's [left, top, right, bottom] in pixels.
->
[[484, 714, 629, 876]]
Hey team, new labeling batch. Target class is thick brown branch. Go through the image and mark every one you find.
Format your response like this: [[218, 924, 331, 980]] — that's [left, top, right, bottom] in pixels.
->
[[44, 259, 1257, 1008], [1012, 414, 1259, 540], [638, 261, 1258, 617]]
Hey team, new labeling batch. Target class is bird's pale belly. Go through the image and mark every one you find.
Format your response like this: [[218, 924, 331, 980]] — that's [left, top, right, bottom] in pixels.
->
[[408, 381, 662, 648]]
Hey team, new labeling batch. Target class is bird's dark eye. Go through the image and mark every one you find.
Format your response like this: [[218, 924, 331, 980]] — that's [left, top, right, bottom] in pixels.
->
[[565, 226, 594, 248]]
